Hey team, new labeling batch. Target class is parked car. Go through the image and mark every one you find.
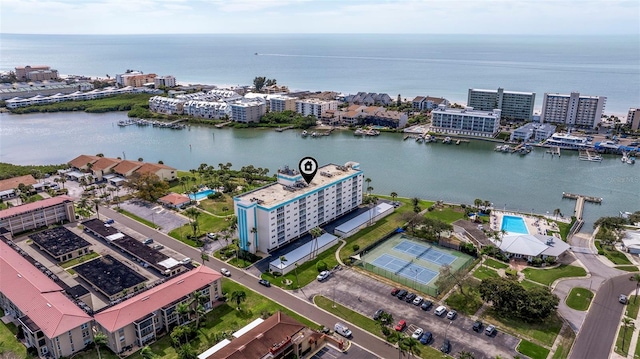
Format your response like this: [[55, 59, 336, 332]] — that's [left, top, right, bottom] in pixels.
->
[[396, 289, 408, 299], [411, 328, 423, 339], [485, 324, 496, 336], [220, 268, 231, 277], [620, 294, 629, 304], [317, 270, 330, 281], [373, 309, 385, 320], [391, 288, 400, 296], [421, 300, 433, 311], [434, 305, 447, 316], [394, 320, 407, 331], [473, 321, 483, 333], [419, 332, 433, 345], [334, 322, 352, 338], [104, 218, 115, 224], [446, 310, 457, 320], [152, 244, 164, 250], [143, 238, 154, 245], [440, 339, 451, 353], [412, 296, 423, 306], [180, 257, 191, 264], [206, 233, 216, 239], [258, 279, 271, 287], [404, 293, 417, 303]]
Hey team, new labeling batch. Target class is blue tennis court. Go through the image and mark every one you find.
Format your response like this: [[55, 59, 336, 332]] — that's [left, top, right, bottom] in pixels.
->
[[371, 253, 438, 285], [393, 240, 457, 266]]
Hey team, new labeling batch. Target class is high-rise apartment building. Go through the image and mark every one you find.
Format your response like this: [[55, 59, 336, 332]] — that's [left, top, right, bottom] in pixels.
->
[[430, 104, 501, 138], [467, 88, 535, 121], [628, 108, 640, 131], [541, 92, 606, 129]]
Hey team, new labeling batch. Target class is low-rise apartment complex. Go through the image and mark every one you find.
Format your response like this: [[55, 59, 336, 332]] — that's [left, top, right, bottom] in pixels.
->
[[541, 92, 606, 129], [295, 98, 339, 118], [15, 65, 58, 81], [467, 88, 535, 121], [0, 196, 76, 235], [234, 162, 363, 253], [412, 96, 449, 111], [430, 104, 501, 138], [510, 123, 557, 142]]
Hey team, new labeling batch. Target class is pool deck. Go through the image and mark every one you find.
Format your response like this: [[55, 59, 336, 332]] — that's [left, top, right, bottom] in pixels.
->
[[490, 210, 564, 237]]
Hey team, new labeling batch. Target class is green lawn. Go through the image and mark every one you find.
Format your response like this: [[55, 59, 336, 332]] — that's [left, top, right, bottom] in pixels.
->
[[565, 287, 594, 311], [517, 339, 550, 359], [615, 322, 635, 356], [423, 206, 466, 223], [596, 240, 632, 265], [484, 257, 509, 269], [262, 244, 340, 289], [616, 265, 639, 272], [116, 208, 160, 229], [519, 279, 543, 290], [198, 196, 234, 216], [0, 309, 27, 359], [445, 285, 484, 316], [635, 330, 640, 358], [551, 324, 576, 359], [314, 296, 444, 359], [59, 252, 100, 269], [523, 265, 587, 286], [168, 210, 230, 247], [625, 296, 640, 319], [473, 266, 499, 280], [483, 310, 563, 347]]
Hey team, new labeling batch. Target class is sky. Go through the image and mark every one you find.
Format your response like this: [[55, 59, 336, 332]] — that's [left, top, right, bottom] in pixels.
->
[[0, 0, 638, 35]]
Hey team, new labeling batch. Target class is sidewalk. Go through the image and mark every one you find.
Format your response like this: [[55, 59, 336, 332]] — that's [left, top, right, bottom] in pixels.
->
[[611, 295, 640, 358]]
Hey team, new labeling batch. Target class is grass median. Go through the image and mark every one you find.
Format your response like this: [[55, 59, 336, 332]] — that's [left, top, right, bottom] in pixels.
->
[[261, 244, 340, 289], [116, 208, 161, 229], [482, 310, 562, 347], [522, 265, 587, 286], [517, 339, 550, 359], [565, 287, 594, 311]]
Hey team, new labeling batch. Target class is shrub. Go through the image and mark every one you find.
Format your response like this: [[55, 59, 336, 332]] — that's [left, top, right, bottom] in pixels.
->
[[316, 260, 328, 272], [505, 268, 517, 277], [531, 257, 543, 267], [545, 257, 556, 265], [352, 244, 360, 252], [428, 206, 435, 212]]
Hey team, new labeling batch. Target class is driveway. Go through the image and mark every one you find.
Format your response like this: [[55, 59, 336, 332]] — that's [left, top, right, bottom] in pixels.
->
[[300, 267, 520, 359], [117, 199, 189, 233]]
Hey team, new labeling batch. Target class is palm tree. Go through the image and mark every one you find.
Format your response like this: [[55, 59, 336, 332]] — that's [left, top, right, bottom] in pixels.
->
[[58, 176, 67, 189], [553, 208, 562, 220], [249, 227, 257, 252], [387, 331, 407, 359], [390, 192, 398, 202], [279, 255, 288, 275], [92, 329, 108, 359], [309, 227, 323, 259], [631, 274, 640, 303], [190, 290, 207, 328], [402, 336, 421, 358], [200, 251, 209, 264], [230, 290, 246, 310], [474, 198, 482, 208], [177, 343, 197, 359], [622, 317, 635, 352], [184, 208, 201, 238], [176, 302, 190, 326], [93, 198, 101, 220], [140, 345, 155, 359], [458, 351, 476, 359]]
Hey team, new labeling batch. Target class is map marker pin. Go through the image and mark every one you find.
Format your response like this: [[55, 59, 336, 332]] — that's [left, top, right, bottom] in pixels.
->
[[299, 156, 318, 185]]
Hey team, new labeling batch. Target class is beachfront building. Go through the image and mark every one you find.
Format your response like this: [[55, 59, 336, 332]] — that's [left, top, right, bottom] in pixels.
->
[[0, 239, 93, 358], [230, 98, 266, 123], [0, 196, 76, 235], [198, 312, 330, 359], [154, 75, 176, 88], [1, 81, 95, 102], [541, 92, 606, 129], [345, 92, 393, 106], [118, 73, 157, 87], [234, 162, 363, 253], [467, 88, 535, 121], [510, 123, 557, 142], [430, 104, 501, 138], [183, 101, 229, 119], [93, 265, 222, 353], [295, 99, 339, 118], [629, 108, 640, 131], [269, 95, 297, 113], [67, 155, 177, 182], [15, 65, 58, 81], [411, 96, 449, 111]]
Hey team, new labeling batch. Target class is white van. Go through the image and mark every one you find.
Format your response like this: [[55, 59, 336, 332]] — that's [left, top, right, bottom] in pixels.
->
[[334, 322, 352, 338], [434, 305, 447, 316]]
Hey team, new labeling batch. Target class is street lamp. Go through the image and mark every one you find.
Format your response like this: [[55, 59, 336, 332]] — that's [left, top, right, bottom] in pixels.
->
[[411, 268, 419, 290], [445, 321, 452, 340]]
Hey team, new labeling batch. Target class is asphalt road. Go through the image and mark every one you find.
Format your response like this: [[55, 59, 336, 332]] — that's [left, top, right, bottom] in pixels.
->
[[569, 274, 637, 359], [98, 207, 395, 358]]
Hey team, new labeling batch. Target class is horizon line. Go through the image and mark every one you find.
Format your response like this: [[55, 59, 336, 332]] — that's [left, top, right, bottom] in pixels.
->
[[2, 32, 638, 36]]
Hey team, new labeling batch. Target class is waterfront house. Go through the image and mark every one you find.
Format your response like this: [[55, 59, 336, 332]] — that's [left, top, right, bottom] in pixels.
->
[[134, 163, 177, 181], [230, 98, 267, 123], [90, 157, 120, 181], [495, 234, 570, 262]]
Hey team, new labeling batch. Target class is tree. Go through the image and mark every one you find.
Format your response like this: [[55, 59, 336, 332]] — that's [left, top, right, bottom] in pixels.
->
[[309, 227, 323, 259], [553, 208, 562, 220], [631, 273, 640, 303], [279, 255, 288, 275], [140, 346, 155, 359], [190, 290, 206, 328], [458, 351, 476, 359], [402, 336, 421, 358], [474, 198, 482, 208], [200, 251, 209, 264], [176, 302, 190, 326], [401, 212, 425, 235], [93, 198, 102, 220], [177, 343, 197, 359], [376, 312, 394, 333], [390, 191, 398, 202], [387, 331, 407, 359], [184, 208, 201, 238], [253, 76, 266, 92], [622, 317, 635, 352], [125, 172, 170, 202], [231, 290, 246, 310], [92, 330, 108, 359], [479, 277, 559, 322]]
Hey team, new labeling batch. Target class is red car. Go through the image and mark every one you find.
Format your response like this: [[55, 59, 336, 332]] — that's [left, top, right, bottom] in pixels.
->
[[391, 288, 400, 296], [394, 320, 407, 331]]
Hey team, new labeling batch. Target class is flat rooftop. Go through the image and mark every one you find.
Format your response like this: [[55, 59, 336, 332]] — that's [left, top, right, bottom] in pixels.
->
[[74, 255, 147, 297], [29, 227, 91, 258], [82, 218, 120, 237], [113, 234, 169, 266], [236, 163, 361, 208]]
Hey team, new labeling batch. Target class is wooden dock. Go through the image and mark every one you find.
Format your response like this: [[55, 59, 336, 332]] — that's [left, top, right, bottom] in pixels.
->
[[215, 121, 231, 128], [275, 125, 294, 132], [546, 146, 561, 157], [562, 192, 603, 236]]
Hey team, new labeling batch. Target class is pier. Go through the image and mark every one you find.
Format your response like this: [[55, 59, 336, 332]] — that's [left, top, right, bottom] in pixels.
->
[[215, 121, 231, 128], [562, 192, 603, 236], [275, 125, 294, 132], [546, 146, 561, 157]]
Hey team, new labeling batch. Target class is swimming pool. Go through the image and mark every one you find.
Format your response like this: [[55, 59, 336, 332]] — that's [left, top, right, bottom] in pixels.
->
[[189, 189, 215, 201], [501, 215, 529, 234]]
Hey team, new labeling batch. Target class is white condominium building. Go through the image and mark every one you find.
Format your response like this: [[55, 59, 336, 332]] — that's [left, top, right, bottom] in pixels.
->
[[295, 99, 339, 118], [467, 88, 535, 121], [154, 75, 176, 88], [148, 96, 185, 115], [430, 104, 501, 137], [628, 108, 640, 131], [234, 162, 363, 253], [541, 92, 606, 129], [269, 96, 297, 113], [183, 100, 229, 119], [230, 99, 266, 123]]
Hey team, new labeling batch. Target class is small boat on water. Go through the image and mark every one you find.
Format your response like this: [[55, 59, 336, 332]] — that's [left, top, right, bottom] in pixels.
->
[[301, 130, 308, 137], [443, 136, 452, 144], [353, 129, 364, 136], [424, 134, 433, 143], [622, 152, 636, 164]]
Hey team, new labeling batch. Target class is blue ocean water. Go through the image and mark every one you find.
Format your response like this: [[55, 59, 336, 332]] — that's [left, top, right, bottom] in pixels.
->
[[1, 33, 638, 113]]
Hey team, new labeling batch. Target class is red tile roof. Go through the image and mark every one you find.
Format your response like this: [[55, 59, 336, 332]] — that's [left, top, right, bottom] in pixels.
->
[[134, 163, 166, 176], [113, 160, 142, 175], [158, 193, 190, 206], [0, 175, 37, 192], [91, 157, 120, 171], [0, 240, 91, 338], [0, 195, 73, 220], [68, 155, 100, 169], [94, 266, 221, 332]]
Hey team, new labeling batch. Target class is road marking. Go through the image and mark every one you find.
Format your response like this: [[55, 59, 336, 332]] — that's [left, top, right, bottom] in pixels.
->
[[571, 247, 593, 254]]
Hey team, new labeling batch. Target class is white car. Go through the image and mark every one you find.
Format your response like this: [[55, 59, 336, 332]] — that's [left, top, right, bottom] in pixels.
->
[[411, 327, 423, 339], [446, 310, 457, 320], [434, 305, 447, 316], [317, 270, 330, 281], [220, 268, 231, 277], [412, 296, 423, 305]]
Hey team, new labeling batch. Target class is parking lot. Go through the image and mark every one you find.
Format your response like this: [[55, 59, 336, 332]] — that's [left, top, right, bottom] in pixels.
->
[[117, 199, 189, 233], [309, 343, 377, 359], [300, 267, 520, 359]]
